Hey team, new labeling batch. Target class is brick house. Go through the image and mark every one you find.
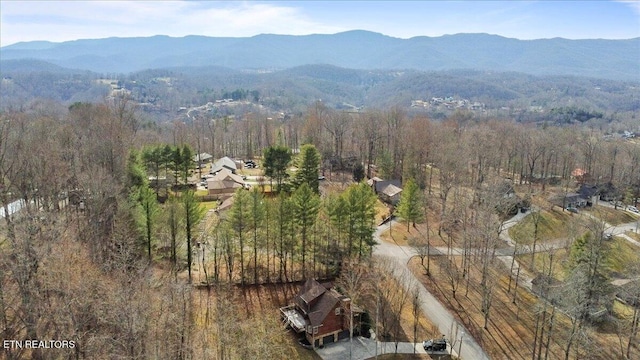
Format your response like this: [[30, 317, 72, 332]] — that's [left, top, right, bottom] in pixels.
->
[[280, 279, 362, 348]]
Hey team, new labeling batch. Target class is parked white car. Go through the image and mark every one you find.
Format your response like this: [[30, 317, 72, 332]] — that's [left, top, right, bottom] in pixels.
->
[[627, 206, 640, 214]]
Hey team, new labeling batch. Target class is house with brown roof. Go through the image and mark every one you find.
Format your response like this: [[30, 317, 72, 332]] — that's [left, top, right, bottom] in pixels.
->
[[206, 168, 246, 197], [280, 279, 362, 348]]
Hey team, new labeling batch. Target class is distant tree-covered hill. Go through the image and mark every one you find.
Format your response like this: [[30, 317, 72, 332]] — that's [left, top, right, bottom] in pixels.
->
[[0, 59, 82, 74], [1, 31, 638, 81], [1, 62, 638, 120]]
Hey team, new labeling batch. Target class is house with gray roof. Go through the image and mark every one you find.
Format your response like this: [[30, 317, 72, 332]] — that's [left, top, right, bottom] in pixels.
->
[[367, 177, 403, 205], [210, 156, 238, 174], [193, 152, 213, 165]]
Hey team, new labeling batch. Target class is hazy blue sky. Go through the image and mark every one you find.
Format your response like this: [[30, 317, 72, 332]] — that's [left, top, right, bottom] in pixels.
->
[[1, 1, 639, 46]]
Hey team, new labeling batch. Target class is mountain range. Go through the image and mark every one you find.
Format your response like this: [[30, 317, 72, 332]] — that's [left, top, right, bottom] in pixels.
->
[[2, 31, 638, 81]]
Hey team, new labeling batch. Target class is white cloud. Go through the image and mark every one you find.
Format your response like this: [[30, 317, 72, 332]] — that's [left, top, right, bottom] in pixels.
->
[[615, 0, 640, 15], [168, 2, 345, 37]]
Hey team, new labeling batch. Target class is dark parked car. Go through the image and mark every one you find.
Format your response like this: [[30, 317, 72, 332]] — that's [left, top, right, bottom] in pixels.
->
[[244, 160, 258, 168], [423, 338, 447, 352]]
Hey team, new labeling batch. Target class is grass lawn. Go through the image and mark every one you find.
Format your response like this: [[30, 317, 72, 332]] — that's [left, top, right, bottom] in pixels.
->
[[516, 248, 571, 281], [380, 222, 414, 246], [252, 183, 274, 193], [199, 201, 219, 212], [584, 205, 638, 225], [606, 236, 640, 278], [194, 189, 208, 196], [237, 168, 264, 176], [625, 231, 640, 242], [375, 199, 391, 223], [613, 298, 636, 319], [508, 208, 574, 245], [516, 234, 640, 281]]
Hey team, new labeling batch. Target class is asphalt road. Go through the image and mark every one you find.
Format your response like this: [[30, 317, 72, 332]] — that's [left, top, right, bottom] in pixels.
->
[[372, 223, 490, 360]]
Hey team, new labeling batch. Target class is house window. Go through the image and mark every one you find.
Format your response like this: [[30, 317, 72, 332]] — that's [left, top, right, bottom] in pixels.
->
[[313, 326, 319, 334], [335, 308, 341, 316]]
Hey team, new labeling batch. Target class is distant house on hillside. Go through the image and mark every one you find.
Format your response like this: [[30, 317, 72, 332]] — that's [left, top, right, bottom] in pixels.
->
[[491, 181, 523, 216], [206, 169, 245, 197], [622, 130, 635, 139], [211, 156, 238, 174], [193, 152, 213, 166], [563, 193, 588, 208], [280, 279, 362, 348], [578, 184, 599, 206], [497, 181, 516, 199], [598, 182, 620, 202], [615, 280, 640, 308], [0, 199, 26, 218], [367, 177, 403, 205], [552, 183, 603, 210]]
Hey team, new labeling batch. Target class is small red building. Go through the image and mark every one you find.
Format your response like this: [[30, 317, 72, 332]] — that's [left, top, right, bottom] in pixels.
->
[[280, 279, 362, 348]]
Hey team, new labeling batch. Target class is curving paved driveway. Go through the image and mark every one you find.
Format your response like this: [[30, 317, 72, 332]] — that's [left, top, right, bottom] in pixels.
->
[[372, 222, 489, 360]]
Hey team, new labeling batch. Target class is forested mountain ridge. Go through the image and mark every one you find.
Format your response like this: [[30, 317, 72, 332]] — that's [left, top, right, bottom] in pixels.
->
[[2, 31, 638, 80], [2, 62, 638, 123]]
